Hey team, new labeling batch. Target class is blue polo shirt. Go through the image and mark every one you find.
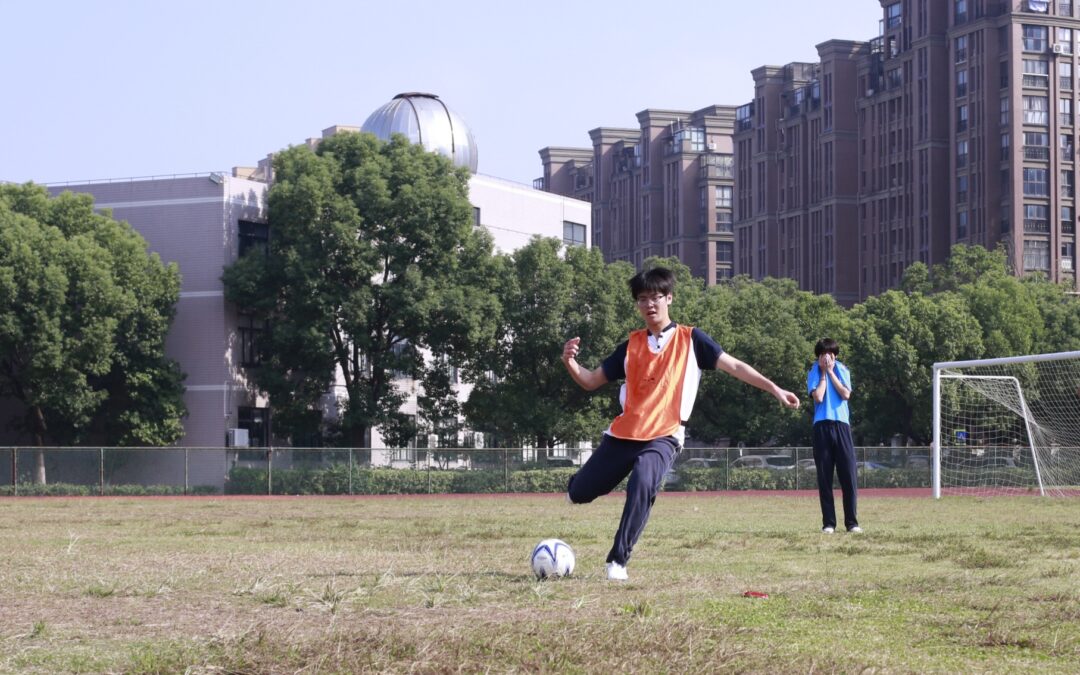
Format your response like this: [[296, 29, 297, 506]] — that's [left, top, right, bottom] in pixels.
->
[[807, 361, 852, 425]]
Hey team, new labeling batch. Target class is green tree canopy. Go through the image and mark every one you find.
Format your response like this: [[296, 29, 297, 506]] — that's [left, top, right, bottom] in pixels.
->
[[462, 238, 637, 448], [846, 288, 983, 444], [0, 184, 185, 481], [222, 132, 498, 447], [692, 276, 841, 446]]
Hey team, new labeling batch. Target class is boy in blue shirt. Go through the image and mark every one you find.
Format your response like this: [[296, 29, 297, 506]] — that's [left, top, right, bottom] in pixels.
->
[[808, 337, 861, 533]]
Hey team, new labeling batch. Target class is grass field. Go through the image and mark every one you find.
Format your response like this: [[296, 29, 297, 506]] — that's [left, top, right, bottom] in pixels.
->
[[1, 492, 1078, 673]]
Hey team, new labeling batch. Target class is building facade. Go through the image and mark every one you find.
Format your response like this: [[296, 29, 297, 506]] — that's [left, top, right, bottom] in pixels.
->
[[736, 0, 1078, 302], [538, 105, 737, 285]]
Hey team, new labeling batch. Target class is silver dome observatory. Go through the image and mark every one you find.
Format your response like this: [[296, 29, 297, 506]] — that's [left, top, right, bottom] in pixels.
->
[[361, 92, 478, 173]]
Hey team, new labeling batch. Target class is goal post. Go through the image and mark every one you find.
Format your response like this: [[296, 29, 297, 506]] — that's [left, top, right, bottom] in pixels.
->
[[932, 350, 1080, 498]]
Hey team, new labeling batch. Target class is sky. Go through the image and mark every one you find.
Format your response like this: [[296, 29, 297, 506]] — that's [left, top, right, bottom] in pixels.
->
[[1, 0, 884, 187]]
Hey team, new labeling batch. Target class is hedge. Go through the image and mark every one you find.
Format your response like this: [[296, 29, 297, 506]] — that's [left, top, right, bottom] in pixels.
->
[[0, 482, 217, 496]]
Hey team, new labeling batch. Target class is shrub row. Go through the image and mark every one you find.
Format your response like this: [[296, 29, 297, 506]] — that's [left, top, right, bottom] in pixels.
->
[[225, 466, 586, 495], [0, 482, 217, 496], [672, 467, 933, 491]]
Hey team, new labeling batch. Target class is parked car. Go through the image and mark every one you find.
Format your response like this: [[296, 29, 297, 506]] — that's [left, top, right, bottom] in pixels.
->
[[796, 458, 816, 470], [905, 455, 930, 469], [731, 455, 795, 470], [681, 457, 722, 469], [856, 461, 892, 470]]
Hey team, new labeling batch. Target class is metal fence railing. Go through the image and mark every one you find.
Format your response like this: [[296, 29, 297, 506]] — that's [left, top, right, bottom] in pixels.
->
[[0, 446, 934, 497]]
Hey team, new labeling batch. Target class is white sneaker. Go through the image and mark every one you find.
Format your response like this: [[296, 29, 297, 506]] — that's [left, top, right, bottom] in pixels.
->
[[822, 527, 835, 534], [848, 526, 863, 533], [606, 562, 629, 581]]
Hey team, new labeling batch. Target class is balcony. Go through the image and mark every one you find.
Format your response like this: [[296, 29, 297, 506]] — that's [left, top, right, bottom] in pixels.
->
[[1024, 218, 1051, 232], [533, 177, 546, 190], [1063, 258, 1074, 271], [1025, 146, 1051, 160], [1023, 74, 1049, 88]]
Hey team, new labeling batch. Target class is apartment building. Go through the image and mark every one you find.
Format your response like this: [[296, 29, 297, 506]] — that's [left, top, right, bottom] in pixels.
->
[[538, 105, 737, 285], [737, 0, 1078, 302]]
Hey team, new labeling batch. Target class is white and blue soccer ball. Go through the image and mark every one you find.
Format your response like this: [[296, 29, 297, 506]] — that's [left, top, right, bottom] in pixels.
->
[[530, 538, 575, 579]]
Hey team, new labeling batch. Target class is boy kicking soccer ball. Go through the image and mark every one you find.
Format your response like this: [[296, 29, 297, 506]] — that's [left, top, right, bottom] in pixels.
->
[[561, 267, 800, 580]]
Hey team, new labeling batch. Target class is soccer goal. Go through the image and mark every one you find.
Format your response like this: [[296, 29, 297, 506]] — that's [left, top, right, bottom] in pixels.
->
[[932, 350, 1080, 498]]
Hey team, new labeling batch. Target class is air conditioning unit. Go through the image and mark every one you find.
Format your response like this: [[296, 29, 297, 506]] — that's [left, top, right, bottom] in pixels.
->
[[226, 428, 249, 448], [1052, 43, 1067, 54], [866, 88, 876, 97], [707, 142, 717, 151]]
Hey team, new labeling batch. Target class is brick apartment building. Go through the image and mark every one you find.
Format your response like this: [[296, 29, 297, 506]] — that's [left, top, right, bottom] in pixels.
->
[[543, 0, 1079, 304], [537, 105, 737, 286]]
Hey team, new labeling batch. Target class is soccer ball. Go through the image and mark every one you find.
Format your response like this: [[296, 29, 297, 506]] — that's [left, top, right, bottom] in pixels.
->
[[530, 538, 575, 579]]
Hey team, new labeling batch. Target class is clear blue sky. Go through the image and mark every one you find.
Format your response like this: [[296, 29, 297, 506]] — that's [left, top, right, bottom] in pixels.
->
[[1, 0, 883, 187]]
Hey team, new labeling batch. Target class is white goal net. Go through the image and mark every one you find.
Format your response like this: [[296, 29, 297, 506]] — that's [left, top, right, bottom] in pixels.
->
[[932, 351, 1080, 497]]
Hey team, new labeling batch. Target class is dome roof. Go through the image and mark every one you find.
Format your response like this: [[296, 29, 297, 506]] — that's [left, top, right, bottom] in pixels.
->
[[361, 93, 478, 173]]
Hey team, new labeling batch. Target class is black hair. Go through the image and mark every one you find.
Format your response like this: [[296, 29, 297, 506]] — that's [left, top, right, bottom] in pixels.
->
[[629, 267, 676, 299], [814, 337, 840, 358]]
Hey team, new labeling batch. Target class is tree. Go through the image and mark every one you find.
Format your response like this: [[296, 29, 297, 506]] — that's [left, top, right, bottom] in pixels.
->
[[222, 132, 497, 447], [845, 289, 983, 444], [0, 184, 185, 482], [691, 276, 839, 446], [923, 245, 1044, 358], [462, 239, 637, 448]]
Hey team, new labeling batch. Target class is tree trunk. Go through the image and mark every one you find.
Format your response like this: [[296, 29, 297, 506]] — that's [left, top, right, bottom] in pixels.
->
[[34, 450, 46, 485], [32, 406, 47, 485]]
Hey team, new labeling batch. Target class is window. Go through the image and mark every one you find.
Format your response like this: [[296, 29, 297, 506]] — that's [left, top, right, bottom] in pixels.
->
[[1026, 0, 1049, 12], [956, 35, 969, 63], [1062, 170, 1075, 197], [1063, 242, 1076, 270], [886, 2, 902, 28], [1024, 167, 1049, 195], [237, 406, 270, 448], [1023, 239, 1050, 271], [238, 319, 265, 368], [1057, 27, 1073, 50], [957, 139, 969, 168], [1025, 204, 1050, 231], [957, 175, 969, 204], [1061, 98, 1074, 126], [1062, 205, 1074, 231], [957, 104, 969, 132], [1061, 61, 1074, 90], [715, 185, 732, 209], [1023, 95, 1049, 124], [1001, 97, 1010, 126], [715, 241, 734, 263], [956, 0, 968, 23], [958, 210, 969, 238], [1022, 59, 1049, 87], [562, 221, 586, 247], [238, 220, 269, 258], [1024, 131, 1050, 159], [956, 70, 968, 98], [1000, 60, 1010, 89], [473, 207, 481, 227], [1023, 25, 1048, 52], [1062, 133, 1075, 160]]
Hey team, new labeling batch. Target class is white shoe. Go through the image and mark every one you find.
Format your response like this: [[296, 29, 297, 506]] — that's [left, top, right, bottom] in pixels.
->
[[848, 526, 863, 533], [606, 562, 628, 581], [822, 527, 835, 534]]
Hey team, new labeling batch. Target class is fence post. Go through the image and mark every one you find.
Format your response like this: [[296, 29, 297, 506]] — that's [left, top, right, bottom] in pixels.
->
[[11, 448, 16, 496], [99, 448, 105, 496], [184, 448, 189, 496], [504, 448, 509, 493], [267, 448, 272, 496], [348, 448, 354, 496]]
